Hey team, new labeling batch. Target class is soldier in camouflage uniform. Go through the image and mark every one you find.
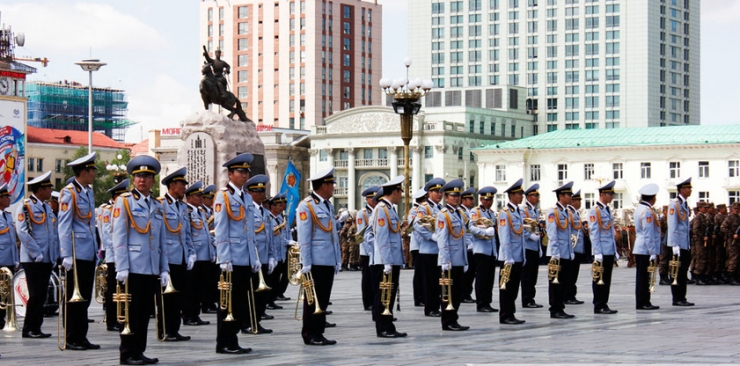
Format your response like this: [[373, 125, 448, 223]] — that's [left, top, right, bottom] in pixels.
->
[[348, 216, 360, 270], [690, 202, 711, 285], [713, 204, 728, 284], [339, 215, 355, 271], [721, 202, 740, 285]]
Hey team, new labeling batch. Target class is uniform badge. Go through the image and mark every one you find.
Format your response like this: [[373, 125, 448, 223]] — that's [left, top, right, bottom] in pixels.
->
[[669, 208, 675, 215], [437, 220, 444, 229], [215, 203, 222, 213], [61, 202, 69, 212], [548, 213, 555, 223], [357, 218, 363, 225], [379, 218, 385, 227], [17, 213, 23, 222], [646, 216, 652, 223], [113, 208, 120, 218], [499, 218, 506, 226], [299, 212, 308, 221], [103, 215, 110, 223], [590, 215, 596, 222], [471, 213, 478, 220], [417, 211, 424, 218]]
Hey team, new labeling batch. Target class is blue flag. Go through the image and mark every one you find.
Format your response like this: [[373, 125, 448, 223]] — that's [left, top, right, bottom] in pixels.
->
[[280, 160, 302, 227]]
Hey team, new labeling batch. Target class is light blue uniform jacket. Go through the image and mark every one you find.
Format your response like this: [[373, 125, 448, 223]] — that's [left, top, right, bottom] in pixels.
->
[[436, 206, 469, 267], [159, 193, 194, 265], [407, 204, 419, 252], [16, 195, 59, 264], [58, 181, 97, 261], [296, 194, 341, 267], [188, 203, 214, 262], [588, 202, 617, 256], [633, 202, 662, 256], [252, 203, 275, 263], [0, 211, 18, 266], [112, 191, 169, 275], [546, 203, 574, 259], [371, 200, 404, 266], [498, 202, 525, 263], [469, 206, 497, 257], [667, 196, 691, 250], [356, 205, 373, 256], [214, 185, 257, 267], [568, 205, 586, 254], [521, 202, 541, 251], [415, 200, 441, 254], [98, 202, 115, 263]]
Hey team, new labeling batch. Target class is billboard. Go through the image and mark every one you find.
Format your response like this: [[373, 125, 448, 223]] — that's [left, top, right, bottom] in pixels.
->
[[0, 99, 26, 204]]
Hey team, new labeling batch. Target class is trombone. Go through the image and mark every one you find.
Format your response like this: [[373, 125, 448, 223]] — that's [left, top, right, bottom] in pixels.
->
[[0, 267, 18, 331], [439, 264, 454, 311], [669, 254, 681, 286], [94, 263, 108, 304], [380, 270, 393, 316], [253, 248, 271, 292], [592, 261, 605, 285], [154, 275, 178, 342], [58, 235, 86, 351], [548, 257, 561, 284], [500, 262, 512, 290], [294, 271, 322, 321], [218, 269, 235, 322], [647, 259, 658, 292], [113, 279, 133, 335]]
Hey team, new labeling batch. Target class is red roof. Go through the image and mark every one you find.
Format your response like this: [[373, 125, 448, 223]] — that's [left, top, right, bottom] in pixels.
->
[[130, 139, 149, 156], [27, 126, 127, 149]]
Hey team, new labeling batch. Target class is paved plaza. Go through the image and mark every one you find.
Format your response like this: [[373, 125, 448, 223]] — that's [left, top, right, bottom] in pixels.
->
[[2, 262, 740, 365]]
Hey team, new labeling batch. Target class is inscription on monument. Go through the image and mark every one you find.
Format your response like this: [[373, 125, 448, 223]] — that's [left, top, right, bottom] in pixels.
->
[[185, 132, 215, 185]]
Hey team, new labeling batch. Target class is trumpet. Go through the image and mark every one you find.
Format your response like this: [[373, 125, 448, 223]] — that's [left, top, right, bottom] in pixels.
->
[[592, 261, 605, 285], [155, 275, 178, 342], [218, 269, 235, 322], [548, 257, 561, 284], [352, 225, 367, 246], [500, 263, 512, 290], [294, 271, 322, 321], [380, 270, 393, 316], [404, 217, 416, 236], [669, 254, 681, 285], [473, 218, 495, 240], [94, 263, 108, 304], [418, 215, 436, 233], [58, 235, 86, 351], [246, 276, 259, 333], [253, 247, 271, 292], [113, 279, 133, 335], [439, 265, 454, 311], [272, 220, 286, 236], [287, 242, 302, 286], [523, 218, 540, 234], [648, 259, 658, 292], [0, 267, 18, 331]]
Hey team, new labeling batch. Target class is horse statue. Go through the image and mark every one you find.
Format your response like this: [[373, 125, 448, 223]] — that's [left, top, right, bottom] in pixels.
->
[[199, 62, 249, 122]]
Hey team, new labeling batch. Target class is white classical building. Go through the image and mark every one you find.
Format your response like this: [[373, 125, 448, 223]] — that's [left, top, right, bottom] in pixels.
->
[[309, 92, 534, 210], [474, 124, 740, 216]]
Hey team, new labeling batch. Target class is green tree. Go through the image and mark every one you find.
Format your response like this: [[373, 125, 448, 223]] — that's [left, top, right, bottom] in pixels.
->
[[62, 146, 133, 206]]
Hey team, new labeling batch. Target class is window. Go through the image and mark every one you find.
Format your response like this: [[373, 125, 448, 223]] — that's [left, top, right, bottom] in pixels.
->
[[319, 150, 328, 162], [699, 191, 710, 201], [238, 38, 249, 51], [584, 163, 594, 180], [641, 162, 651, 179], [28, 158, 35, 172], [424, 146, 433, 159], [669, 162, 681, 179], [612, 193, 623, 209], [698, 161, 709, 178], [613, 163, 623, 179], [238, 70, 248, 83], [530, 164, 541, 181], [55, 159, 64, 173], [496, 165, 507, 182], [458, 148, 463, 161], [238, 6, 249, 18], [557, 164, 568, 185], [730, 160, 740, 178]]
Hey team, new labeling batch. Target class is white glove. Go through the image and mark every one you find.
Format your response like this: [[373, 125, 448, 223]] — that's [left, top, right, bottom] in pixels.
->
[[650, 254, 656, 261], [673, 246, 680, 256], [467, 243, 473, 251], [441, 263, 451, 271], [338, 211, 349, 221], [464, 265, 469, 273], [529, 233, 540, 241], [220, 262, 233, 272], [34, 254, 44, 263], [14, 262, 19, 270], [384, 264, 392, 274], [116, 270, 129, 283], [268, 258, 277, 274], [539, 246, 543, 258], [300, 264, 312, 274], [187, 254, 196, 271], [485, 227, 496, 236], [570, 253, 575, 260], [62, 257, 73, 271], [505, 259, 514, 265], [160, 272, 171, 288], [252, 261, 262, 273], [615, 252, 620, 260], [431, 232, 439, 242], [594, 254, 603, 263], [552, 254, 561, 261], [335, 263, 341, 275]]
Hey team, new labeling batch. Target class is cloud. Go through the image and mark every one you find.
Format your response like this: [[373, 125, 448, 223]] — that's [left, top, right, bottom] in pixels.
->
[[4, 2, 165, 53], [702, 0, 740, 24]]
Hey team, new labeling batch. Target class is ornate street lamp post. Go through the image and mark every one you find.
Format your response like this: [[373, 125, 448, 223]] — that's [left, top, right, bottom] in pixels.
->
[[75, 59, 106, 153], [379, 58, 433, 216]]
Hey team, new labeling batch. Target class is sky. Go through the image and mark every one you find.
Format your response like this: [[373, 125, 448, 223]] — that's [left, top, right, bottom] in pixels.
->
[[2, 0, 739, 142]]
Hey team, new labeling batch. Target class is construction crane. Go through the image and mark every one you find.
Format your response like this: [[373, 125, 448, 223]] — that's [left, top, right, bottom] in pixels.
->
[[13, 56, 49, 67]]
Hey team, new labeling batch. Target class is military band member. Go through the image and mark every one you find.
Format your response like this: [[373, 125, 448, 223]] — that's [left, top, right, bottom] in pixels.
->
[[100, 179, 130, 331], [721, 202, 740, 285], [267, 193, 290, 307], [589, 181, 619, 314], [409, 189, 428, 308], [296, 167, 341, 345], [0, 183, 18, 330], [415, 178, 445, 318], [358, 186, 380, 311], [182, 181, 213, 326], [520, 184, 544, 308], [17, 171, 57, 339], [668, 178, 695, 306], [436, 180, 471, 331], [157, 167, 194, 342], [633, 183, 661, 310], [245, 174, 275, 333], [564, 190, 586, 305], [469, 186, 499, 313], [364, 189, 384, 321], [113, 156, 170, 365], [691, 202, 713, 285], [460, 187, 477, 304], [214, 153, 258, 354], [546, 182, 576, 319], [201, 184, 220, 313], [370, 176, 407, 338], [498, 179, 526, 325]]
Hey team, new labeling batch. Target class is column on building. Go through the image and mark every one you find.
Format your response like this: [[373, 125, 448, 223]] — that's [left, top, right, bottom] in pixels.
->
[[412, 145, 422, 193], [325, 148, 334, 205], [268, 164, 280, 196], [347, 148, 356, 211], [389, 146, 398, 179]]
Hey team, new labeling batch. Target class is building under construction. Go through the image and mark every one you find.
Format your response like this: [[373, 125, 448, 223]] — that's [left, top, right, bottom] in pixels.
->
[[26, 81, 134, 141]]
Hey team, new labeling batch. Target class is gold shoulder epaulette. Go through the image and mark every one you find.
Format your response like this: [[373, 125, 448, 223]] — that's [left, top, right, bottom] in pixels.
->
[[120, 192, 131, 197]]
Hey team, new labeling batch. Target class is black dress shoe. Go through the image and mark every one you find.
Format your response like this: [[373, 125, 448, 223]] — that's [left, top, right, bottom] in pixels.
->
[[107, 324, 123, 332], [327, 301, 333, 305], [88, 318, 95, 323], [500, 316, 525, 325], [426, 311, 441, 317], [65, 342, 88, 351], [443, 323, 470, 331], [550, 311, 575, 319], [324, 310, 333, 315], [462, 297, 476, 304], [275, 295, 291, 301], [266, 302, 283, 310], [306, 337, 335, 346], [163, 333, 191, 341], [184, 318, 210, 326], [637, 304, 660, 310], [686, 278, 696, 284], [325, 321, 336, 328], [120, 357, 146, 365], [140, 354, 159, 364], [364, 306, 373, 311], [594, 308, 618, 314], [565, 299, 585, 305], [82, 339, 101, 349], [414, 302, 424, 307], [202, 307, 219, 314], [523, 302, 543, 308], [22, 331, 52, 338], [659, 278, 671, 285], [673, 300, 695, 306], [377, 331, 408, 338], [261, 314, 274, 320], [216, 346, 252, 354], [243, 324, 273, 334], [477, 306, 498, 313]]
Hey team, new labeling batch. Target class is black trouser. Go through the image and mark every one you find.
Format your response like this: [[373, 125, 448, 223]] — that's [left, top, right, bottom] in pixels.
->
[[521, 249, 540, 306], [411, 250, 424, 305], [268, 260, 286, 303], [474, 253, 496, 309], [671, 249, 691, 303], [420, 253, 441, 315], [65, 259, 94, 344], [592, 255, 615, 310], [462, 249, 476, 299], [277, 251, 291, 297], [441, 266, 464, 328], [105, 262, 119, 327], [565, 252, 586, 301], [255, 266, 269, 319], [156, 262, 185, 337], [21, 262, 53, 334], [183, 261, 209, 321], [360, 255, 373, 309], [0, 266, 15, 326], [635, 254, 653, 307], [216, 265, 252, 349], [120, 273, 158, 361], [204, 262, 220, 311], [371, 265, 399, 335], [499, 262, 522, 321], [301, 265, 334, 342], [548, 258, 573, 314]]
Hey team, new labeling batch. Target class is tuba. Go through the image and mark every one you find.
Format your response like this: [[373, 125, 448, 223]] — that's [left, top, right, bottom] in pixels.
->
[[287, 241, 302, 286], [0, 267, 17, 331], [473, 218, 495, 240], [94, 263, 108, 304]]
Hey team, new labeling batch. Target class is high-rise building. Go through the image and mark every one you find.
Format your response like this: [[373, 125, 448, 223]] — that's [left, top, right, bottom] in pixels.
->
[[409, 0, 700, 133], [200, 0, 382, 130]]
